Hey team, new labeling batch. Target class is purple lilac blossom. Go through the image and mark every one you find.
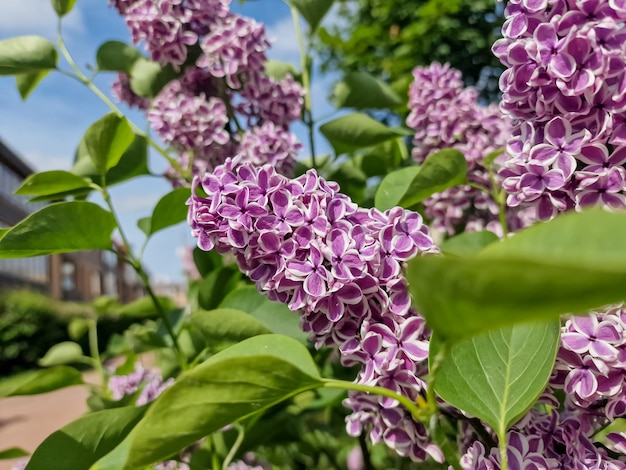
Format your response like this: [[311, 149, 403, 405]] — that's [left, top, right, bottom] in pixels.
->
[[494, 0, 626, 219], [239, 122, 301, 178], [188, 157, 443, 462], [406, 63, 528, 236], [10, 460, 28, 470], [108, 362, 173, 405], [111, 73, 151, 110]]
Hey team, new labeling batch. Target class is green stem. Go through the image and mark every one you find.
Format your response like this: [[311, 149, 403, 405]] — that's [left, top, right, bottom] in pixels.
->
[[88, 319, 104, 383], [498, 431, 508, 470], [222, 423, 245, 470], [322, 379, 426, 423]]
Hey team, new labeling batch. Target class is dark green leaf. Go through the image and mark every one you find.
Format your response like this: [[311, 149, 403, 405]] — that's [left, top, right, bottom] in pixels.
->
[[191, 308, 272, 345], [84, 113, 134, 174], [0, 202, 116, 257], [50, 0, 78, 16], [140, 188, 190, 237], [374, 166, 420, 211], [361, 138, 407, 178], [0, 448, 29, 460], [15, 170, 92, 197], [192, 247, 223, 277], [93, 335, 322, 469], [197, 266, 242, 310], [220, 286, 308, 343], [291, 0, 335, 32], [333, 71, 403, 109], [440, 231, 499, 257], [96, 41, 144, 74], [0, 366, 83, 397], [26, 406, 146, 470], [264, 60, 299, 80], [432, 321, 560, 437], [319, 112, 412, 155], [0, 36, 57, 75], [15, 69, 50, 100], [129, 58, 176, 98], [39, 341, 87, 366], [398, 149, 467, 207]]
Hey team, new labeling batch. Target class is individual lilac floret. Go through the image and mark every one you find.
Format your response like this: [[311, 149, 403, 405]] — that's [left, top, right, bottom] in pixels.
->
[[111, 73, 151, 110], [185, 0, 231, 35], [109, 0, 141, 14], [108, 362, 173, 405], [125, 0, 197, 67], [188, 158, 442, 462], [494, 0, 626, 219], [197, 14, 269, 88], [239, 122, 301, 177]]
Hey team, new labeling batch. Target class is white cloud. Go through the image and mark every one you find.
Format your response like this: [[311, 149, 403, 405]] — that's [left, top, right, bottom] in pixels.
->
[[265, 15, 301, 65], [0, 0, 84, 39]]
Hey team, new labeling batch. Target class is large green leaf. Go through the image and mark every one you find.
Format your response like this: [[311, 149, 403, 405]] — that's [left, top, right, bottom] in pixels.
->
[[220, 286, 308, 343], [406, 209, 626, 342], [440, 231, 499, 257], [26, 406, 146, 470], [0, 202, 116, 257], [38, 342, 87, 367], [196, 265, 242, 310], [432, 321, 560, 439], [333, 71, 403, 109], [398, 149, 467, 207], [96, 41, 144, 74], [50, 0, 78, 16], [374, 166, 420, 211], [319, 112, 412, 156], [15, 170, 92, 198], [129, 58, 176, 98], [92, 335, 323, 469], [263, 60, 299, 81], [15, 69, 50, 100], [290, 0, 335, 32], [116, 295, 175, 318], [191, 308, 272, 345], [0, 36, 57, 75], [0, 366, 83, 397], [138, 188, 190, 237], [83, 113, 134, 175]]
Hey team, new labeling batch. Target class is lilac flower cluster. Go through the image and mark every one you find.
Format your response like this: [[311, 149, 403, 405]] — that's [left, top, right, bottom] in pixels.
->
[[108, 362, 173, 406], [188, 157, 443, 462], [494, 0, 626, 219], [111, 73, 151, 110], [406, 63, 525, 236]]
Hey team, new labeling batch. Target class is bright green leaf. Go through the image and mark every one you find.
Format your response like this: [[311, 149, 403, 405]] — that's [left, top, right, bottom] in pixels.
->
[[50, 0, 78, 16], [291, 0, 335, 32], [141, 188, 190, 237], [319, 112, 412, 156], [0, 366, 83, 397], [191, 308, 272, 345], [483, 148, 504, 171], [440, 231, 499, 257], [0, 36, 58, 75], [27, 406, 146, 470], [0, 202, 116, 258], [264, 60, 299, 80], [220, 286, 308, 343], [0, 448, 29, 460], [374, 166, 420, 211], [68, 318, 90, 340], [398, 148, 467, 207], [15, 69, 50, 100], [15, 170, 92, 197], [333, 71, 403, 109], [432, 321, 560, 438], [116, 295, 175, 318], [96, 41, 144, 74], [92, 335, 322, 469], [129, 58, 176, 98], [39, 341, 87, 367], [84, 113, 134, 174]]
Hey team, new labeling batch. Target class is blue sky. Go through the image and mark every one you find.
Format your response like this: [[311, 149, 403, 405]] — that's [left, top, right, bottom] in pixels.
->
[[0, 0, 337, 283]]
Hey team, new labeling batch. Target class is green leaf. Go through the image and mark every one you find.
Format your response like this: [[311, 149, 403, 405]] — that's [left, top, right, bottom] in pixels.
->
[[220, 286, 309, 343], [440, 231, 499, 257], [96, 41, 144, 74], [15, 170, 92, 198], [0, 366, 83, 397], [333, 71, 403, 109], [68, 318, 90, 340], [50, 0, 78, 16], [361, 138, 407, 178], [398, 148, 467, 207], [15, 69, 50, 100], [264, 60, 299, 80], [432, 321, 560, 438], [0, 202, 116, 258], [290, 0, 335, 32], [129, 58, 176, 98], [374, 166, 420, 211], [139, 188, 190, 237], [84, 113, 134, 174], [39, 341, 86, 366], [116, 295, 175, 318], [483, 148, 504, 171], [92, 335, 322, 469], [319, 112, 412, 156], [0, 36, 58, 75], [0, 448, 29, 460], [197, 266, 241, 310], [191, 308, 272, 345], [27, 406, 146, 470]]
